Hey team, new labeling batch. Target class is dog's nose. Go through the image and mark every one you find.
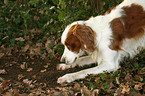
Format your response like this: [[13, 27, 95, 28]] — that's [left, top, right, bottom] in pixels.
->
[[60, 56, 65, 62]]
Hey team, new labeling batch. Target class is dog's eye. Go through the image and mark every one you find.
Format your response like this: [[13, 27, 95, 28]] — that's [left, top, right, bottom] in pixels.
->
[[67, 44, 72, 46], [66, 43, 72, 46], [66, 43, 72, 49]]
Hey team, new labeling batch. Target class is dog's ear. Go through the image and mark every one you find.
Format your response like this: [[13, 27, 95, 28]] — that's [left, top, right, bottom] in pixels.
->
[[72, 24, 96, 51]]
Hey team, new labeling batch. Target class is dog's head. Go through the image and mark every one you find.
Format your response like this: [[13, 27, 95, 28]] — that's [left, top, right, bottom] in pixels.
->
[[60, 21, 96, 64]]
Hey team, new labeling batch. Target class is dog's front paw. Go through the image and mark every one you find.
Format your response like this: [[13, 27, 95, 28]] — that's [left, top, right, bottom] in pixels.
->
[[57, 74, 75, 84], [57, 64, 71, 70]]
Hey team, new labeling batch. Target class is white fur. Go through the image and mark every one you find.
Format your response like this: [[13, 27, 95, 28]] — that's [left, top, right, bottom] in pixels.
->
[[57, 0, 145, 84]]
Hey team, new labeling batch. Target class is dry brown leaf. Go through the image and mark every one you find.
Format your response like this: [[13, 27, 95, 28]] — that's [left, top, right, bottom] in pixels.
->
[[121, 83, 130, 94], [110, 81, 115, 88], [0, 53, 4, 58], [35, 47, 41, 55], [95, 77, 100, 82], [125, 73, 131, 81], [20, 62, 27, 69], [45, 39, 53, 53], [129, 91, 142, 96], [22, 45, 30, 52], [29, 47, 35, 55], [33, 15, 39, 21], [36, 43, 42, 47], [15, 37, 25, 41], [91, 89, 99, 96], [4, 92, 13, 96], [134, 83, 143, 90], [0, 77, 5, 81], [32, 75, 36, 79], [30, 84, 35, 89], [53, 91, 62, 95], [30, 88, 45, 95], [61, 88, 70, 96], [13, 89, 20, 96], [75, 92, 81, 96], [69, 90, 74, 95], [114, 88, 122, 96], [116, 77, 120, 84], [0, 86, 4, 94], [40, 69, 47, 73], [27, 68, 33, 72], [23, 79, 32, 85], [74, 82, 81, 91], [44, 65, 49, 68], [18, 74, 25, 80], [81, 85, 91, 96], [1, 80, 11, 88], [0, 69, 7, 74]]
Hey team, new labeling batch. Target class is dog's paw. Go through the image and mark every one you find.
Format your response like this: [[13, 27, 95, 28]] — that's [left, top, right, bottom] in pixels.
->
[[57, 64, 71, 70], [57, 74, 75, 84]]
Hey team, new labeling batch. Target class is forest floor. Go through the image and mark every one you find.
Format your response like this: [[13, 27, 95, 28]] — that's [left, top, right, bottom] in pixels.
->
[[0, 51, 145, 95]]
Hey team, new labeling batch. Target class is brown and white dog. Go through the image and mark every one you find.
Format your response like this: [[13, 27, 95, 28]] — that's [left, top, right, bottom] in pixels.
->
[[57, 0, 145, 84]]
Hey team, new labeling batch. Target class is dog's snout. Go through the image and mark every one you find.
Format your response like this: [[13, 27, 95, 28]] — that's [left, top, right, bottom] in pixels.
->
[[60, 56, 65, 62]]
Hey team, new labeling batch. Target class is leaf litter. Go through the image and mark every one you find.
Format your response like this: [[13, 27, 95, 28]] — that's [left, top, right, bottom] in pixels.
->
[[0, 44, 145, 95]]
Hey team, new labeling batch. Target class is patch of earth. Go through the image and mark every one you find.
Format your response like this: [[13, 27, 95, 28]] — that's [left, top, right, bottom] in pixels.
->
[[0, 51, 145, 95], [0, 52, 96, 94]]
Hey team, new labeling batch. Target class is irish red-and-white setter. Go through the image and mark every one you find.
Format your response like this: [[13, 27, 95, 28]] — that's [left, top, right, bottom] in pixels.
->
[[57, 0, 145, 84]]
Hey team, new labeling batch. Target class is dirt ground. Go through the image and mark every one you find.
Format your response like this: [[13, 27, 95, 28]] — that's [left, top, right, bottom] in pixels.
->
[[0, 51, 145, 95], [0, 52, 93, 88]]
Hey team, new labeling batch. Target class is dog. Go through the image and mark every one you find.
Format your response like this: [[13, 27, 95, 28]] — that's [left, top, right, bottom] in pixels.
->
[[57, 0, 145, 84]]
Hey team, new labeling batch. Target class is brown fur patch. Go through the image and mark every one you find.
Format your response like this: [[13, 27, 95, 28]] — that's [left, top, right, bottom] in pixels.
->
[[110, 4, 145, 50], [65, 24, 96, 53]]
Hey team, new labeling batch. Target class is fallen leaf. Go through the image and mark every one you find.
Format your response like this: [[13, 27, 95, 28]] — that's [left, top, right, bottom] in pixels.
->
[[0, 69, 7, 74], [22, 45, 30, 52], [20, 62, 27, 69], [75, 92, 81, 96], [0, 53, 4, 58], [23, 79, 32, 85], [53, 91, 62, 96], [40, 69, 47, 73], [34, 47, 41, 55], [1, 80, 11, 88], [121, 83, 130, 94], [61, 88, 69, 96], [114, 88, 122, 96], [0, 77, 5, 81], [18, 74, 25, 80], [44, 64, 49, 68], [27, 68, 33, 72], [95, 77, 100, 82], [30, 84, 35, 89], [0, 86, 4, 94], [4, 92, 13, 96], [45, 39, 53, 53], [69, 90, 74, 95], [32, 75, 36, 79], [116, 77, 120, 84], [33, 15, 39, 21], [74, 83, 81, 91], [81, 85, 91, 96], [129, 90, 142, 96], [15, 37, 25, 41], [91, 89, 99, 96], [125, 73, 131, 81], [13, 89, 20, 96], [36, 43, 42, 47], [29, 47, 35, 56], [134, 83, 143, 90]]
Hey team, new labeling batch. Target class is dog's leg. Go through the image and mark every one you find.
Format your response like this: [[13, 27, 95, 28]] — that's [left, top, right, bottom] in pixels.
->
[[57, 56, 94, 70], [57, 62, 117, 84]]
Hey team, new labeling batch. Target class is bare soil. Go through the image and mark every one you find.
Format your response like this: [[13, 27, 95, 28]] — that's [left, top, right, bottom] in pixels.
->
[[0, 52, 94, 88]]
